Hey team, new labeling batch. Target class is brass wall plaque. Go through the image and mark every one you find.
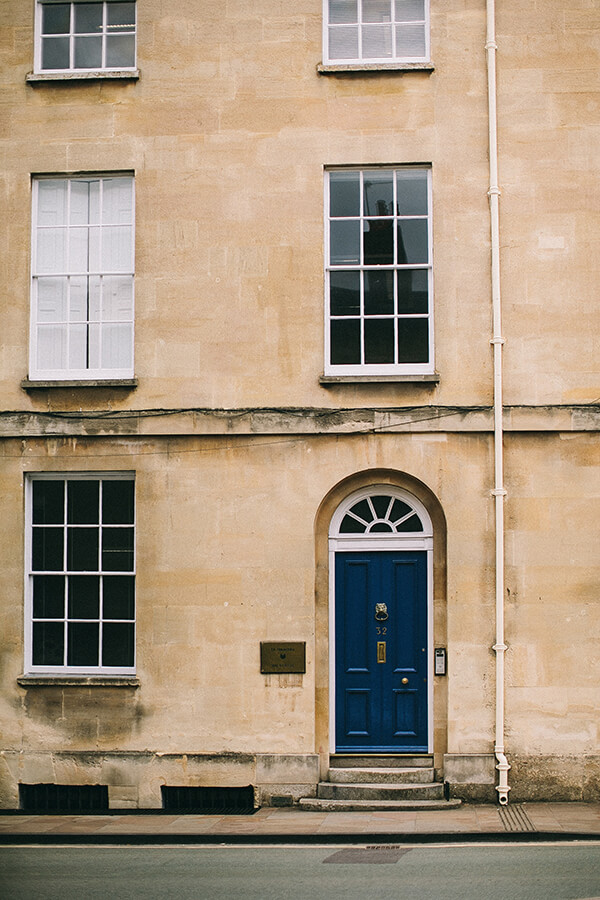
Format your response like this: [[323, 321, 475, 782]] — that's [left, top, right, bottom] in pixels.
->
[[260, 642, 306, 674]]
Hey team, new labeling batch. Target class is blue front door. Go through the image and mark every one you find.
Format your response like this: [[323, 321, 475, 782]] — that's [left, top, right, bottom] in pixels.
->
[[335, 551, 428, 752]]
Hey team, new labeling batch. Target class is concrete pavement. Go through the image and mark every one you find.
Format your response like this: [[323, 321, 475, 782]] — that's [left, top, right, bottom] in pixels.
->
[[1, 803, 600, 843]]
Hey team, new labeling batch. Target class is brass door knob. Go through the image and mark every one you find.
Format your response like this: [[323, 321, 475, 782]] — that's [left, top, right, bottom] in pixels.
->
[[401, 677, 409, 685]]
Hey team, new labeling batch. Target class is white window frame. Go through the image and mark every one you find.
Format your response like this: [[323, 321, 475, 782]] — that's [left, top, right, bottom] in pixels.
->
[[324, 166, 434, 376], [24, 472, 136, 676], [30, 173, 135, 382], [34, 0, 137, 75], [322, 0, 430, 66]]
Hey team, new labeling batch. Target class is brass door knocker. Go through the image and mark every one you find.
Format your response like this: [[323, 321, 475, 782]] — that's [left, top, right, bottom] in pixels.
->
[[374, 602, 389, 621]]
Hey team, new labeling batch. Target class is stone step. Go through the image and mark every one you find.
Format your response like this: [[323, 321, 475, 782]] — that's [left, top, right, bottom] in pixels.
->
[[299, 798, 461, 812], [329, 755, 433, 768], [328, 766, 435, 785], [317, 781, 445, 801]]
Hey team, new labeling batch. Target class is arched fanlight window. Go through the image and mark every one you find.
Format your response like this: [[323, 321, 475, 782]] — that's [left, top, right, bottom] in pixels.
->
[[337, 488, 426, 535]]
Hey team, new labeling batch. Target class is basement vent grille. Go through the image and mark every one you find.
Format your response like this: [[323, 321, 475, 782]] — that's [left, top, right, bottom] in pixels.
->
[[19, 783, 109, 813], [161, 785, 256, 814]]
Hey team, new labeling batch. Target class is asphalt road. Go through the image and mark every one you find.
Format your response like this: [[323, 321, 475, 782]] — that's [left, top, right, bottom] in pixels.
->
[[1, 842, 599, 900]]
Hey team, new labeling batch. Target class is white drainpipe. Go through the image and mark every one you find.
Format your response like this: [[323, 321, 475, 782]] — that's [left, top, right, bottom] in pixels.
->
[[486, 0, 510, 804]]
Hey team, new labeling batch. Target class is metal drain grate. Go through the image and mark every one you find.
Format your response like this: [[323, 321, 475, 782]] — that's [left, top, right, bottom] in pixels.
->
[[19, 783, 109, 813], [161, 785, 256, 814], [498, 803, 536, 833]]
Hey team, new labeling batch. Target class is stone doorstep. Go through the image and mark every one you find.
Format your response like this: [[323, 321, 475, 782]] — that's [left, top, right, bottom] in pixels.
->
[[329, 755, 433, 768], [317, 782, 445, 802], [329, 767, 435, 785], [298, 798, 462, 812]]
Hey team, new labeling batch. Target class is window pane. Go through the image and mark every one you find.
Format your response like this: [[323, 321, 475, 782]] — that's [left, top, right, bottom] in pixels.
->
[[74, 36, 102, 68], [33, 575, 65, 618], [68, 323, 89, 370], [330, 220, 360, 265], [396, 22, 426, 57], [68, 480, 99, 524], [41, 36, 70, 69], [363, 1, 393, 23], [67, 622, 99, 665], [390, 498, 413, 521], [74, 3, 103, 33], [363, 172, 393, 216], [364, 270, 394, 315], [106, 34, 135, 67], [362, 24, 393, 58], [329, 172, 360, 217], [101, 226, 133, 271], [329, 0, 358, 24], [102, 480, 134, 524], [340, 514, 367, 533], [67, 527, 99, 571], [33, 481, 64, 524], [32, 528, 64, 571], [350, 499, 374, 522], [328, 25, 359, 59], [396, 0, 425, 22], [370, 521, 394, 531], [365, 318, 394, 363], [330, 319, 361, 365], [397, 219, 428, 264], [103, 575, 135, 619], [37, 181, 68, 227], [69, 277, 89, 323], [101, 276, 133, 320], [37, 227, 67, 274], [100, 323, 133, 369], [364, 220, 393, 265], [102, 622, 134, 667], [42, 4, 71, 34], [68, 575, 100, 618], [102, 528, 134, 571], [37, 277, 68, 322], [102, 178, 133, 225], [396, 171, 428, 215], [397, 269, 428, 313], [396, 512, 423, 531], [68, 226, 89, 272], [33, 621, 64, 666], [397, 318, 429, 363], [37, 325, 67, 370], [107, 3, 136, 28], [330, 271, 360, 316], [70, 180, 91, 226], [371, 495, 393, 518]]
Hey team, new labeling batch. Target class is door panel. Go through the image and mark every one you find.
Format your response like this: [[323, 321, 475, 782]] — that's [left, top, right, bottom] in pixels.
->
[[335, 550, 428, 752]]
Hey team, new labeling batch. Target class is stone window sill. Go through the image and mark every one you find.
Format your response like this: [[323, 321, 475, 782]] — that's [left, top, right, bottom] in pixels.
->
[[320, 374, 440, 385], [27, 70, 139, 83], [318, 62, 434, 75], [17, 676, 140, 687], [21, 378, 138, 391]]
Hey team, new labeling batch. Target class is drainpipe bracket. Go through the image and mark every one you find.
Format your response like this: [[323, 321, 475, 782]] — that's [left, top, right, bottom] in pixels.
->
[[490, 336, 505, 345], [492, 642, 508, 652]]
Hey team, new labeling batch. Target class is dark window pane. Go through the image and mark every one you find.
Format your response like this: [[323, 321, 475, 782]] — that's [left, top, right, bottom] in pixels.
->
[[330, 220, 360, 265], [397, 318, 429, 363], [68, 575, 100, 619], [42, 4, 70, 34], [33, 575, 65, 618], [102, 528, 134, 571], [349, 499, 374, 523], [371, 495, 392, 518], [67, 527, 99, 571], [68, 622, 99, 665], [106, 34, 135, 67], [41, 36, 70, 69], [330, 319, 360, 365], [33, 621, 64, 665], [364, 270, 393, 315], [340, 514, 367, 533], [363, 172, 393, 216], [397, 219, 428, 264], [33, 481, 64, 524], [396, 171, 428, 215], [390, 499, 413, 522], [365, 318, 394, 363], [74, 3, 103, 32], [364, 220, 393, 265], [329, 171, 360, 217], [397, 512, 423, 532], [102, 480, 134, 524], [103, 575, 135, 619], [107, 3, 136, 28], [74, 35, 102, 68], [397, 269, 428, 313], [371, 521, 394, 532], [32, 528, 64, 571], [102, 622, 134, 667], [68, 480, 99, 524], [330, 271, 360, 316]]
